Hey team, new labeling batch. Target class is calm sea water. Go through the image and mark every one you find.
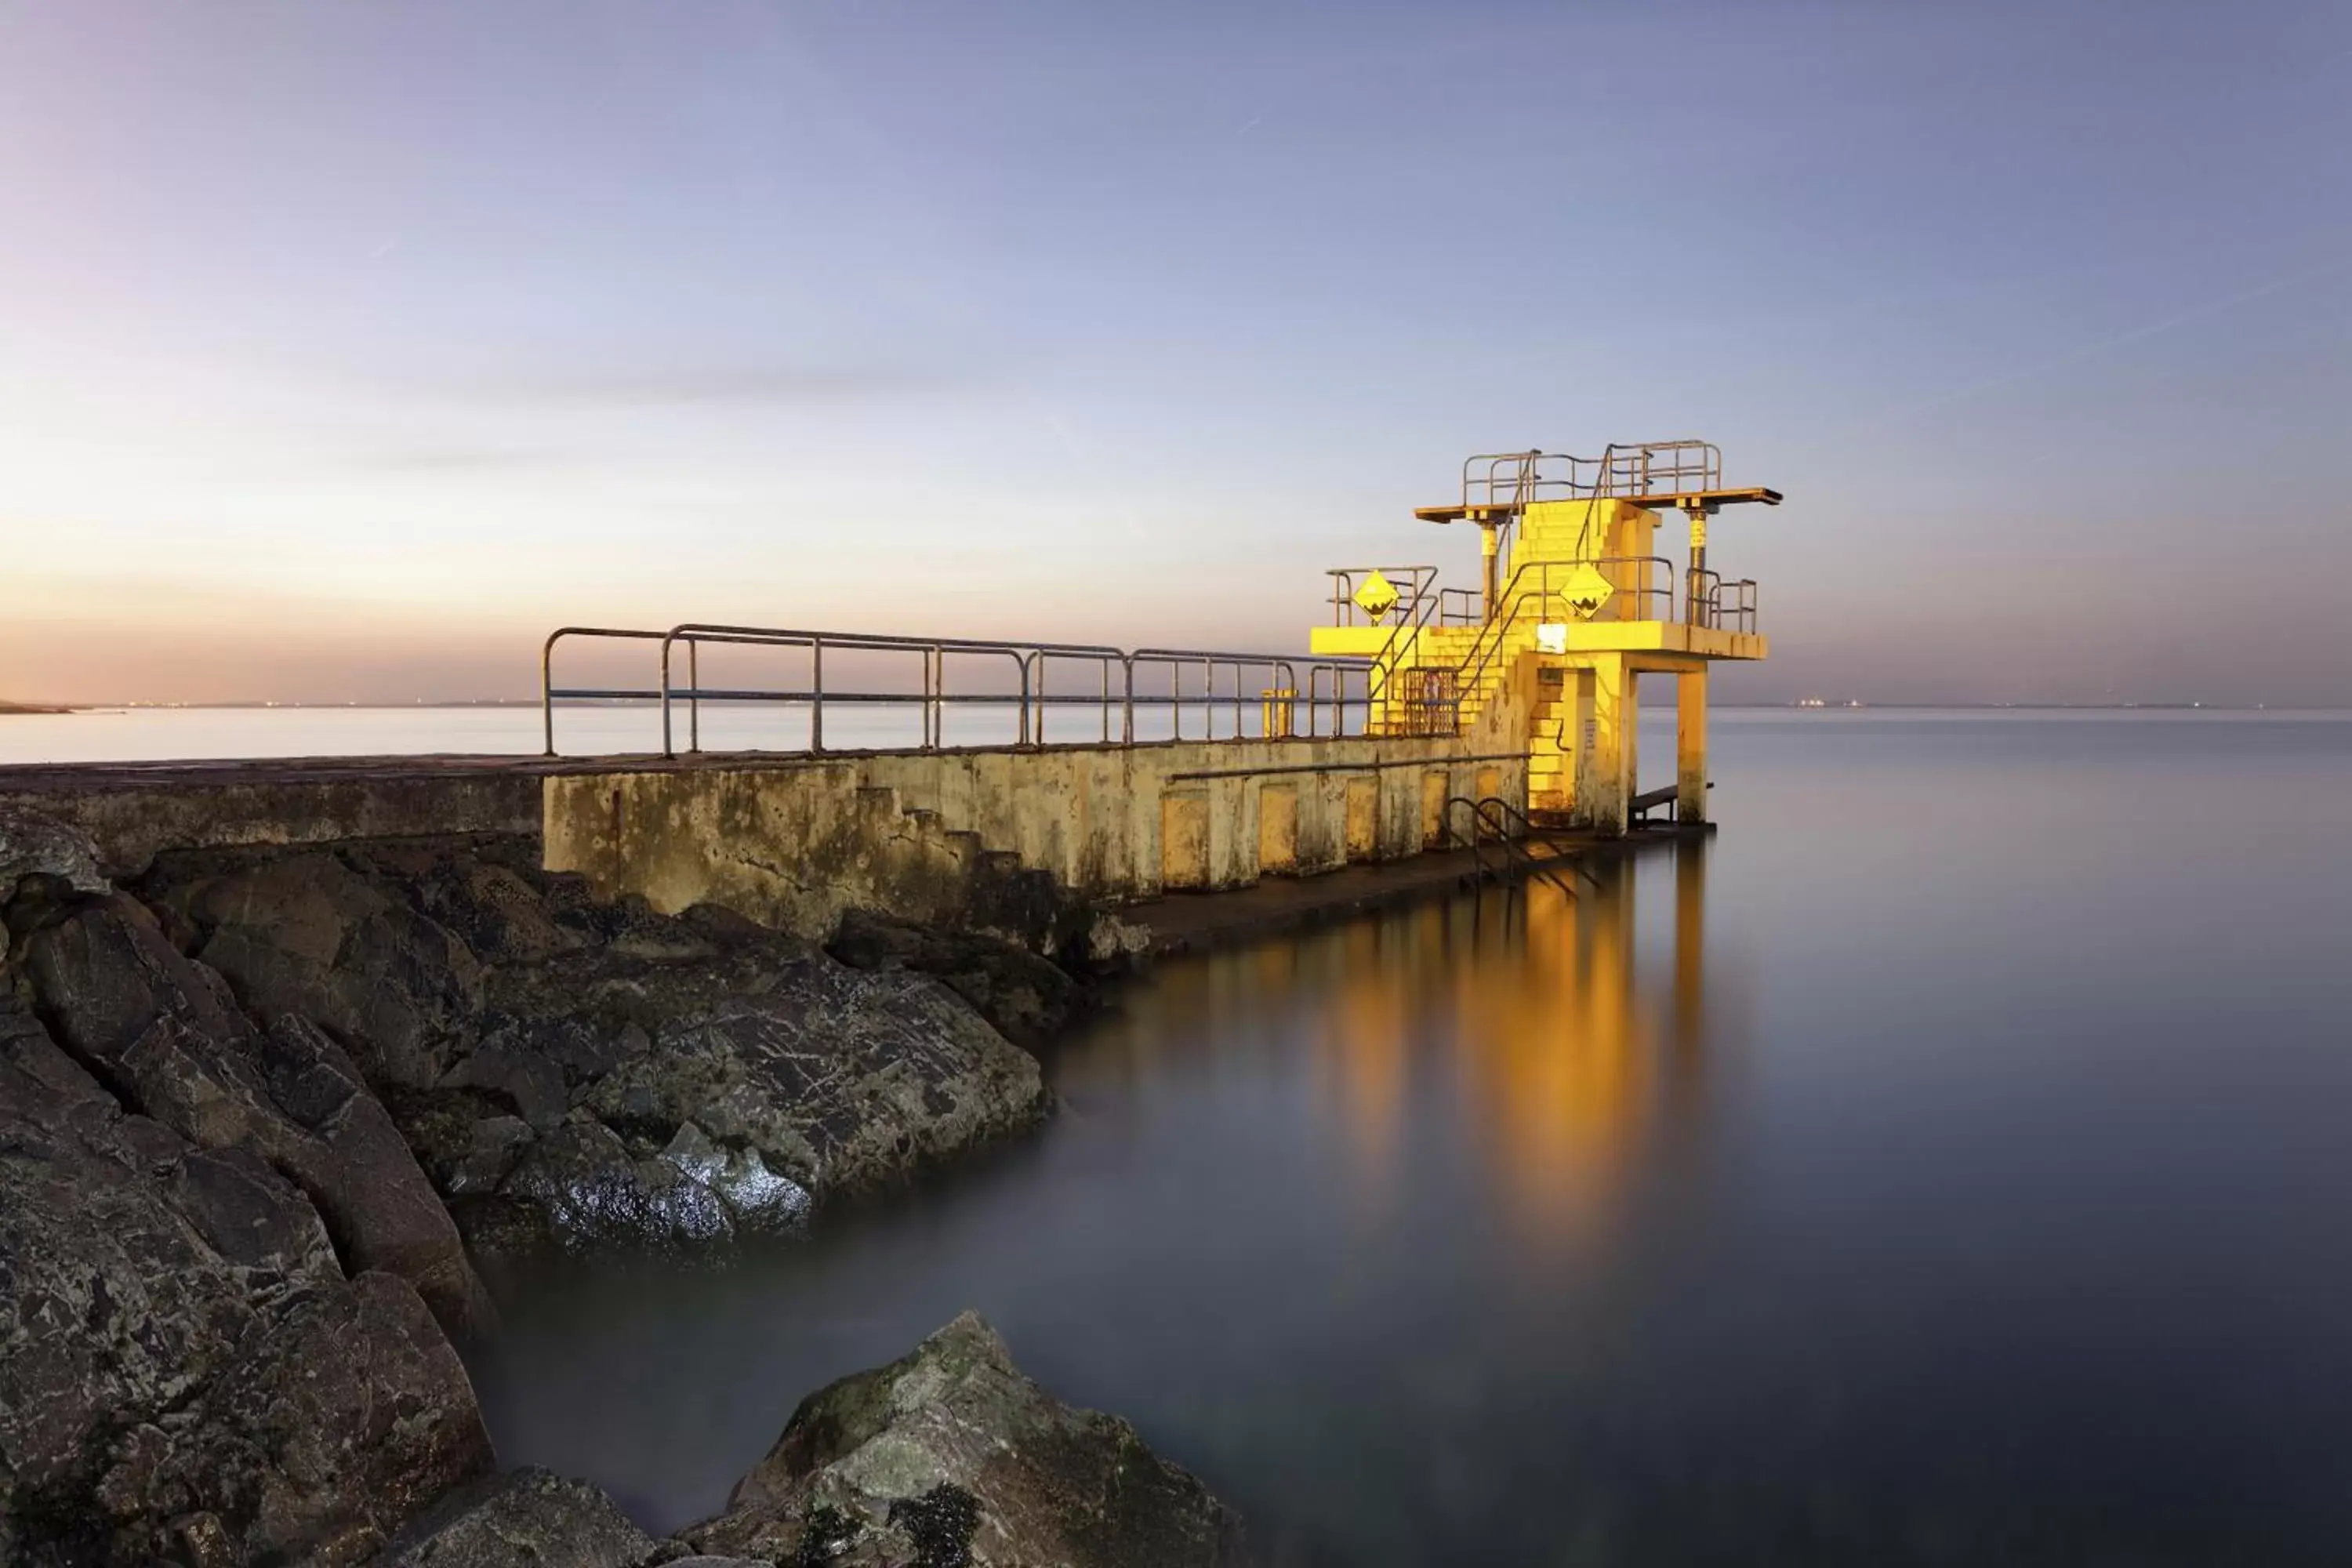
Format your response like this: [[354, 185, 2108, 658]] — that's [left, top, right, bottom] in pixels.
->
[[17, 709, 2352, 1563], [466, 712, 2352, 1566]]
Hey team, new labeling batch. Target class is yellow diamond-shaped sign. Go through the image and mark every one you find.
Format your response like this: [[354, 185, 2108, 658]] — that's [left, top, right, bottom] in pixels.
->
[[1560, 562, 1614, 619], [1353, 569, 1400, 622]]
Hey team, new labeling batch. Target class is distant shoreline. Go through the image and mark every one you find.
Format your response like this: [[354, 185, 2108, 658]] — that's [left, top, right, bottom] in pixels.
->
[[0, 701, 73, 716]]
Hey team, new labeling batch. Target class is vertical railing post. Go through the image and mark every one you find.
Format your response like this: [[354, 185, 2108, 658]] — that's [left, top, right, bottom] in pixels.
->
[[1017, 654, 1030, 747], [688, 639, 701, 753], [541, 632, 558, 757], [811, 635, 824, 753], [659, 633, 677, 759]]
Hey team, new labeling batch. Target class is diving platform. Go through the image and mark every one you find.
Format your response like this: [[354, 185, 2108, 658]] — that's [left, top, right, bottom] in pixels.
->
[[1413, 485, 1783, 526], [1316, 438, 1782, 836]]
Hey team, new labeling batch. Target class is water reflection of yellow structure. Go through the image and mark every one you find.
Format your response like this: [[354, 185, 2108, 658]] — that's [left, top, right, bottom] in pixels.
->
[[1070, 843, 1730, 1254], [1314, 843, 1722, 1250]]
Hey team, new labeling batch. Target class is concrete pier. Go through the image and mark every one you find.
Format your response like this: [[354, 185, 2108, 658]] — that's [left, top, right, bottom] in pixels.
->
[[2, 735, 1537, 955], [544, 734, 1526, 942]]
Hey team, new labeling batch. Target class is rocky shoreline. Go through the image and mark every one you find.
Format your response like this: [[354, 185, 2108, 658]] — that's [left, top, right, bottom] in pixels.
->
[[0, 806, 1243, 1566]]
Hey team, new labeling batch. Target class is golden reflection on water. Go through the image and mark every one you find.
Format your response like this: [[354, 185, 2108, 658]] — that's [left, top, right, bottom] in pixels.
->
[[1102, 842, 1729, 1257], [1446, 852, 1688, 1249]]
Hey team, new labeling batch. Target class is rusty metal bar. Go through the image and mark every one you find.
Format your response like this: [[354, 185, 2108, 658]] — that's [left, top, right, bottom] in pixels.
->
[[550, 623, 1370, 759]]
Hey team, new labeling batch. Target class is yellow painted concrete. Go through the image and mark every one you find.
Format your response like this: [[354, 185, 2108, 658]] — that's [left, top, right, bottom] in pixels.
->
[[1309, 626, 1400, 657], [1163, 793, 1210, 891], [1258, 784, 1300, 873], [1677, 666, 1708, 822], [1419, 770, 1447, 850], [1314, 489, 1769, 833], [1582, 655, 1638, 831], [544, 735, 1526, 946], [1316, 617, 1766, 663], [1344, 776, 1378, 862]]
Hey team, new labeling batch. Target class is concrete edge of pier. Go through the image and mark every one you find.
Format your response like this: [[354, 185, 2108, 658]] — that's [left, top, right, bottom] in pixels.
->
[[1123, 826, 1702, 956], [1, 747, 1699, 964]]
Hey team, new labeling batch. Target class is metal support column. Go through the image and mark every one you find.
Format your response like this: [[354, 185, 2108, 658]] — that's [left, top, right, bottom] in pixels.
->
[[1684, 503, 1710, 627]]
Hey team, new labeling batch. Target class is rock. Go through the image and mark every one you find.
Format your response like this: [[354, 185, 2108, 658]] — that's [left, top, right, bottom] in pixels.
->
[[662, 1119, 811, 1228], [564, 953, 1042, 1214], [0, 802, 107, 901], [383, 1087, 528, 1196], [686, 1312, 1248, 1568], [829, 908, 1094, 1050], [0, 1002, 495, 1566], [118, 1272, 497, 1565], [140, 840, 1049, 1258], [17, 892, 494, 1334], [143, 848, 484, 1087], [370, 1468, 660, 1567], [496, 1121, 732, 1249]]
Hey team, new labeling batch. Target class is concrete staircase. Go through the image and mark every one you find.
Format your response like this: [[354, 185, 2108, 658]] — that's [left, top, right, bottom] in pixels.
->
[[1373, 499, 1631, 745], [1375, 619, 1538, 739], [1526, 679, 1574, 808]]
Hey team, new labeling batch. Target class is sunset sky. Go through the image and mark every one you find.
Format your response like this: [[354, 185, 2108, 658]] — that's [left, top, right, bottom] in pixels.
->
[[3, 0, 2347, 706]]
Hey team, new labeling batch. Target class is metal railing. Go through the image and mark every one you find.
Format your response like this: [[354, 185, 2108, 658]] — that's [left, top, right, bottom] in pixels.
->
[[1447, 795, 1577, 894], [1404, 557, 1679, 737], [1430, 561, 1675, 738], [541, 624, 1376, 758], [1347, 550, 1759, 738], [1321, 568, 1477, 633], [1689, 572, 1759, 635], [1461, 441, 1723, 513], [1325, 565, 1439, 628], [1363, 564, 1454, 725]]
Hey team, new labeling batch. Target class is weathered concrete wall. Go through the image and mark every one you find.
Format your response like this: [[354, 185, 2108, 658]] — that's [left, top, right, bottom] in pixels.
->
[[3, 732, 1533, 953], [543, 736, 1528, 945], [0, 764, 544, 877]]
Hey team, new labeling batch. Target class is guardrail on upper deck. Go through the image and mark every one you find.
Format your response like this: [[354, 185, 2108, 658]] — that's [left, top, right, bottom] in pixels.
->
[[1461, 441, 1725, 513], [540, 623, 1376, 759]]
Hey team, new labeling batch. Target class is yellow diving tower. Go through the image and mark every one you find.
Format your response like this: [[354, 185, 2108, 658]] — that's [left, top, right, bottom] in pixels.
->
[[1311, 440, 1780, 835]]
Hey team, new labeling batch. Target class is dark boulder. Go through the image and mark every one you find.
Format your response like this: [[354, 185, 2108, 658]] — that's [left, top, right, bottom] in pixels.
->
[[564, 949, 1044, 1206], [0, 1003, 494, 1566], [140, 840, 1049, 1258], [143, 848, 484, 1087], [16, 892, 493, 1334], [369, 1468, 662, 1567], [0, 802, 107, 906], [686, 1312, 1248, 1568], [828, 908, 1094, 1049]]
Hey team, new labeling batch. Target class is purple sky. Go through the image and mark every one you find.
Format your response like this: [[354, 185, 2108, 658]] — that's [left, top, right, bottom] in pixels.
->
[[3, 0, 2347, 705]]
